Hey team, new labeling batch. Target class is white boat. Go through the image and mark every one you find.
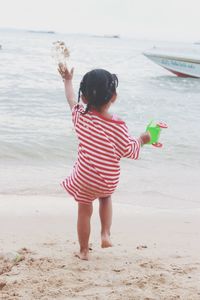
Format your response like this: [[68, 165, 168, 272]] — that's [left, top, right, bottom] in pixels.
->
[[143, 47, 200, 78]]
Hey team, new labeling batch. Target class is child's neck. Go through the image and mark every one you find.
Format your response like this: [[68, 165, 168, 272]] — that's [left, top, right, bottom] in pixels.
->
[[94, 105, 112, 120]]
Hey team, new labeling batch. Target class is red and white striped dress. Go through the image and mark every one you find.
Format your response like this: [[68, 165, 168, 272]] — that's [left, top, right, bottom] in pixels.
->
[[61, 104, 141, 204]]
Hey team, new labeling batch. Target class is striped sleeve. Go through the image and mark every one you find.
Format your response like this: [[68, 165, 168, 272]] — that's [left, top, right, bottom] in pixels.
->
[[71, 104, 85, 126], [121, 125, 141, 160]]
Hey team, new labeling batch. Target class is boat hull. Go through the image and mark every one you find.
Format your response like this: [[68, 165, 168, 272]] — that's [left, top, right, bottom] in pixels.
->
[[143, 52, 200, 78]]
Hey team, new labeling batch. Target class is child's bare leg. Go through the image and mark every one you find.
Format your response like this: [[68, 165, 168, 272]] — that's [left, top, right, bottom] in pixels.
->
[[76, 202, 93, 260], [99, 196, 113, 248]]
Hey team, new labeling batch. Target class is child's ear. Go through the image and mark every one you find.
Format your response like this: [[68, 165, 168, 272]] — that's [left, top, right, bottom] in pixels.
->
[[81, 95, 88, 104], [111, 93, 117, 103]]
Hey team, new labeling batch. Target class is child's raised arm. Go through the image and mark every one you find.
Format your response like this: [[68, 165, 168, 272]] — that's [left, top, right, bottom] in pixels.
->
[[58, 63, 77, 110]]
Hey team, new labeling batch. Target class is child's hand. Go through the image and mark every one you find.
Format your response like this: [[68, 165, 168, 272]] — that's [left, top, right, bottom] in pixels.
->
[[139, 132, 151, 145], [58, 63, 74, 81]]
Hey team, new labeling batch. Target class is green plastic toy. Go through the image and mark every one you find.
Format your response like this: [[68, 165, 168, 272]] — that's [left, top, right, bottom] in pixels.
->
[[146, 121, 168, 148]]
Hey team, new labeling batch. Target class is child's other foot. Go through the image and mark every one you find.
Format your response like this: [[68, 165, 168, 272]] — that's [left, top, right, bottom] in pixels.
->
[[101, 234, 113, 248], [74, 250, 89, 260]]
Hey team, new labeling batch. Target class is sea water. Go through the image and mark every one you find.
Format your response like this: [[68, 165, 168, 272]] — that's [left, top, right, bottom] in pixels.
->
[[0, 29, 200, 210]]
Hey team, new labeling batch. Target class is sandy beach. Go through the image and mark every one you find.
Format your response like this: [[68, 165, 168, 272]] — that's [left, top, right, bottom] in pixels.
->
[[0, 195, 200, 300]]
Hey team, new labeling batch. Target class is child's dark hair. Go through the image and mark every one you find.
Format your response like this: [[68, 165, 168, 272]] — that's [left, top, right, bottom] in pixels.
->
[[78, 69, 118, 114]]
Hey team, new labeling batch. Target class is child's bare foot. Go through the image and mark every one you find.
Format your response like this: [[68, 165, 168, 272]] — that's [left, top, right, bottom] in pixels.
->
[[74, 249, 89, 260], [101, 233, 113, 248]]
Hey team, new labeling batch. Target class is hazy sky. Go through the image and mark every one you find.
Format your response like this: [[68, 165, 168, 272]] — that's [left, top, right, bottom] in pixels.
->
[[1, 0, 200, 42]]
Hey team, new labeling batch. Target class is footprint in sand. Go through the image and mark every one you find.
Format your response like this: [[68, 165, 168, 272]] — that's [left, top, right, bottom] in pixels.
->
[[0, 281, 7, 290]]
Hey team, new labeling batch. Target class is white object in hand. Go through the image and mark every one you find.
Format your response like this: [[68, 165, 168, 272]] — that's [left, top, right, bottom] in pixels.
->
[[52, 41, 70, 66]]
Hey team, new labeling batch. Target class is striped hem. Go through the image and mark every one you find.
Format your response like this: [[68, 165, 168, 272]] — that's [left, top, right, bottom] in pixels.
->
[[60, 181, 114, 205]]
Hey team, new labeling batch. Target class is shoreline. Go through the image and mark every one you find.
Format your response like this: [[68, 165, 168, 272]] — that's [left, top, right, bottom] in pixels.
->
[[1, 195, 200, 299], [1, 193, 200, 215]]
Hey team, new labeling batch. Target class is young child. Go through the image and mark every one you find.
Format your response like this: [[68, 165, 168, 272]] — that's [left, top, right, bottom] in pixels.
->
[[58, 64, 150, 260]]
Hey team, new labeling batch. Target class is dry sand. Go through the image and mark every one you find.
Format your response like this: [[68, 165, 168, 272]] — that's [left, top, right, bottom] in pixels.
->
[[0, 195, 200, 300]]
